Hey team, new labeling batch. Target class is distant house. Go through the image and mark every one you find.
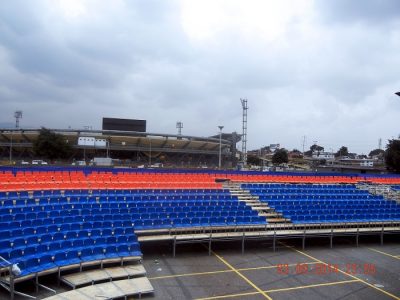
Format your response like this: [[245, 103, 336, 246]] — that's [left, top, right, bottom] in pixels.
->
[[269, 144, 280, 152], [312, 151, 334, 160]]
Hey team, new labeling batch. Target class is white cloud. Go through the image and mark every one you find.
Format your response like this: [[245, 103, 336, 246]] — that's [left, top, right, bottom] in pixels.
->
[[0, 0, 399, 154]]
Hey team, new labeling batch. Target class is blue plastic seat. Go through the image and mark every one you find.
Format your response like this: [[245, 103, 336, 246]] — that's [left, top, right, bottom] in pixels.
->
[[54, 250, 80, 267], [37, 254, 56, 272], [113, 227, 125, 236], [95, 237, 106, 246], [142, 219, 153, 229], [117, 244, 131, 258], [60, 240, 73, 251], [22, 246, 37, 260], [12, 238, 26, 249], [104, 245, 118, 259], [101, 229, 113, 237], [78, 230, 89, 239], [73, 239, 84, 249], [90, 229, 101, 238], [129, 243, 142, 257], [133, 219, 144, 230], [84, 239, 95, 247], [53, 232, 65, 242], [106, 236, 117, 245], [9, 249, 23, 263], [91, 246, 106, 260], [18, 258, 40, 276]]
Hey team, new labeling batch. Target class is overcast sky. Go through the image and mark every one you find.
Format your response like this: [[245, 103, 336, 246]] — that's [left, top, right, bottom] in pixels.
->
[[1, 0, 400, 154]]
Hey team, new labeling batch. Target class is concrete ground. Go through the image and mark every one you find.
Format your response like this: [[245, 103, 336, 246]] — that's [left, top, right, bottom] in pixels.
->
[[2, 235, 399, 300], [142, 235, 400, 300]]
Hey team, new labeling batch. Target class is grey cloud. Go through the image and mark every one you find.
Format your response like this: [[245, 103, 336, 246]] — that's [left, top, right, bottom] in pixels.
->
[[0, 0, 399, 154], [315, 0, 400, 24]]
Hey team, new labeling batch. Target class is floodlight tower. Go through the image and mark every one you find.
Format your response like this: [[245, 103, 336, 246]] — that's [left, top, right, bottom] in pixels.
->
[[176, 122, 183, 136], [395, 92, 400, 138], [14, 110, 22, 128], [240, 98, 248, 166], [218, 125, 224, 169]]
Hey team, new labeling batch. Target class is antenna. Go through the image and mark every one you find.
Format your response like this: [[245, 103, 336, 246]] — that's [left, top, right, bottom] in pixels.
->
[[302, 135, 306, 154], [176, 122, 183, 136], [14, 110, 22, 128], [240, 98, 248, 166]]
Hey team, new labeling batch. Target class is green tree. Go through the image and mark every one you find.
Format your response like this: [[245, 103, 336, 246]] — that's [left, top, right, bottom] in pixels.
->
[[310, 144, 324, 152], [247, 155, 261, 166], [272, 149, 288, 165], [385, 139, 400, 173], [305, 145, 323, 157], [369, 149, 384, 157], [335, 146, 349, 158], [33, 128, 72, 160]]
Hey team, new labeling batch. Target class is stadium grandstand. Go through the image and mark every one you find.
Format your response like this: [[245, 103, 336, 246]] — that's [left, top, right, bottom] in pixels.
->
[[0, 167, 400, 299], [0, 127, 239, 168]]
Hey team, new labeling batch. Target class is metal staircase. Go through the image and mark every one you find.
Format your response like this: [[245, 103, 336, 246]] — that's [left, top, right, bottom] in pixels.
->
[[356, 182, 400, 203], [223, 182, 290, 224]]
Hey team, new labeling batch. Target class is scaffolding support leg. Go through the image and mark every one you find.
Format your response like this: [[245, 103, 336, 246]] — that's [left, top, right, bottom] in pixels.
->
[[173, 236, 176, 258], [241, 232, 245, 255]]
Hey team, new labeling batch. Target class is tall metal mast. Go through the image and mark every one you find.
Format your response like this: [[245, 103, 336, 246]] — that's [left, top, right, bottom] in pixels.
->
[[240, 99, 248, 166], [14, 110, 22, 128]]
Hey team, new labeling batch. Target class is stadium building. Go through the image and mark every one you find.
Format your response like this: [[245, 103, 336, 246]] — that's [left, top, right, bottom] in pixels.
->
[[0, 118, 240, 168]]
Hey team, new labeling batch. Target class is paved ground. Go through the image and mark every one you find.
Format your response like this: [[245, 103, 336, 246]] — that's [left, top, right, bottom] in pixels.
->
[[2, 235, 399, 300], [142, 235, 400, 300]]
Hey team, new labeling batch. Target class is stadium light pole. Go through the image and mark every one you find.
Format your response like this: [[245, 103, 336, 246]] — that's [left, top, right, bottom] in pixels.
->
[[149, 138, 152, 166], [9, 130, 13, 165], [106, 138, 110, 158], [396, 92, 400, 138], [218, 126, 224, 169]]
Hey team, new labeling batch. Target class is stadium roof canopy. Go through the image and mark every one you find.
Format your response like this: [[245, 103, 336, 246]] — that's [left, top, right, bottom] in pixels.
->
[[0, 128, 232, 155]]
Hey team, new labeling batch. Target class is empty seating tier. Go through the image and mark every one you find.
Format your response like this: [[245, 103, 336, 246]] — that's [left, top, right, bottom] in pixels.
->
[[1, 167, 400, 283], [244, 183, 400, 223]]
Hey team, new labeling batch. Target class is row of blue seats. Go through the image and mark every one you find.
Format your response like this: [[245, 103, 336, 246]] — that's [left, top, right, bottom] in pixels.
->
[[262, 199, 389, 205], [1, 195, 239, 207], [241, 184, 356, 189], [1, 207, 252, 222], [1, 198, 243, 210], [290, 213, 400, 223], [271, 201, 400, 207], [276, 208, 400, 215], [1, 242, 141, 268], [0, 225, 136, 241], [267, 205, 398, 211], [1, 203, 252, 217], [271, 205, 400, 211], [0, 209, 259, 226], [70, 188, 231, 195], [249, 189, 368, 194], [2, 196, 241, 207], [9, 201, 248, 211], [1, 233, 138, 253], [0, 189, 232, 198], [134, 216, 267, 229], [258, 195, 382, 200], [0, 215, 267, 242], [2, 244, 142, 278], [62, 194, 237, 201]]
